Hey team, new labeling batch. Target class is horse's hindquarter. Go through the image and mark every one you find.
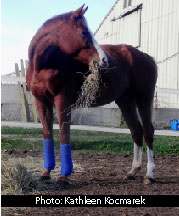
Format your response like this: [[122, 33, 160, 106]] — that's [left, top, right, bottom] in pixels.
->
[[100, 45, 157, 100], [128, 45, 157, 93]]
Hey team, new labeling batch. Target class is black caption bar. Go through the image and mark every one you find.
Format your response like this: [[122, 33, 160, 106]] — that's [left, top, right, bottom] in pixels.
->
[[2, 195, 179, 207]]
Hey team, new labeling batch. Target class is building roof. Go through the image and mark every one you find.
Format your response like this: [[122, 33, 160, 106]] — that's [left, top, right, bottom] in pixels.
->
[[94, 0, 120, 35]]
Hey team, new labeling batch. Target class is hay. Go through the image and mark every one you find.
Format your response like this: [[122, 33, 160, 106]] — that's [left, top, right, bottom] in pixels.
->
[[1, 160, 49, 195], [1, 153, 83, 195], [76, 61, 102, 110], [2, 160, 35, 194]]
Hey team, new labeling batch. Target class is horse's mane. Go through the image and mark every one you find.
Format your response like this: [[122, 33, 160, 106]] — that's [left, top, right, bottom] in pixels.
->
[[42, 12, 71, 27], [28, 12, 71, 61]]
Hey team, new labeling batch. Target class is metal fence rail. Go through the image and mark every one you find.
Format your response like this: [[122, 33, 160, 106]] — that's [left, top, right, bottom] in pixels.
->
[[2, 74, 179, 109], [1, 60, 179, 112]]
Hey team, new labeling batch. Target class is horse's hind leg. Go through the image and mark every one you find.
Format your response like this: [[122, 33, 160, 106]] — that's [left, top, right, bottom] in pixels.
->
[[137, 99, 155, 184], [115, 93, 143, 179], [36, 98, 55, 180]]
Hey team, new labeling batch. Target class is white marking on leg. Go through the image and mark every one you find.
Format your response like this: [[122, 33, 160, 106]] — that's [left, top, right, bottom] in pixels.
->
[[128, 143, 143, 176], [83, 17, 108, 67], [146, 146, 155, 179]]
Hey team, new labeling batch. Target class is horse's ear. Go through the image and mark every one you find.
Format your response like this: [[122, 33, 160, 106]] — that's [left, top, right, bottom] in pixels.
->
[[72, 4, 88, 19], [81, 6, 88, 15]]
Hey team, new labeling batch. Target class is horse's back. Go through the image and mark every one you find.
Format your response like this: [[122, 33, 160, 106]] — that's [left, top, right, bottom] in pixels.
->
[[101, 44, 157, 76]]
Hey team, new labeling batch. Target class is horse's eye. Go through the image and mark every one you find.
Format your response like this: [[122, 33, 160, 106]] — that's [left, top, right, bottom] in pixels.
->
[[81, 31, 89, 36]]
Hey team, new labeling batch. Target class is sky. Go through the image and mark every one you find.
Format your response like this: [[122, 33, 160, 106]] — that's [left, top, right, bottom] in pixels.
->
[[1, 0, 116, 75]]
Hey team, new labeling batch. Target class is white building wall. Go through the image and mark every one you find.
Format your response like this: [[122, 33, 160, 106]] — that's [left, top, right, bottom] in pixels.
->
[[95, 0, 179, 109]]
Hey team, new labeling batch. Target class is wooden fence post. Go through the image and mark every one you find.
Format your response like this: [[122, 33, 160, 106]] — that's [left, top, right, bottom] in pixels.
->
[[15, 62, 30, 122], [15, 59, 39, 122], [23, 59, 39, 122], [31, 94, 39, 122]]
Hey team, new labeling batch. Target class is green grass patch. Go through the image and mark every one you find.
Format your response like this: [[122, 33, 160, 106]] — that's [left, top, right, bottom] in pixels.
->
[[2, 126, 43, 135], [1, 126, 179, 154], [1, 138, 42, 151]]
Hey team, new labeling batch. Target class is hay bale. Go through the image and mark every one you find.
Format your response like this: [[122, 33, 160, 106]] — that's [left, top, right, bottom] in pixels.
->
[[1, 160, 37, 194], [1, 160, 50, 195], [1, 154, 82, 195], [76, 61, 102, 110]]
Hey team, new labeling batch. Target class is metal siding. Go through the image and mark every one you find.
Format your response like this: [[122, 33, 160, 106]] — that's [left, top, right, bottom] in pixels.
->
[[95, 0, 141, 46]]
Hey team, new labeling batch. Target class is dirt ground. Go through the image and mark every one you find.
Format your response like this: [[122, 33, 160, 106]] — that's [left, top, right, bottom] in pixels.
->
[[2, 151, 179, 216]]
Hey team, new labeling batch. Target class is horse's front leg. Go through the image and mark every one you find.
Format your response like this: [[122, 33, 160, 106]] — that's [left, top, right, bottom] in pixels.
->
[[36, 98, 55, 180], [54, 92, 73, 182]]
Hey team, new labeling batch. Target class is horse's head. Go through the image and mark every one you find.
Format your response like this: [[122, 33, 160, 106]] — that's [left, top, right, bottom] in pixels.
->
[[60, 5, 108, 68]]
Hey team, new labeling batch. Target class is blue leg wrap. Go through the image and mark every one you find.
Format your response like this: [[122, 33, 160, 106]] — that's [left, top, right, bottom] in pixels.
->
[[43, 139, 55, 170], [60, 144, 73, 176]]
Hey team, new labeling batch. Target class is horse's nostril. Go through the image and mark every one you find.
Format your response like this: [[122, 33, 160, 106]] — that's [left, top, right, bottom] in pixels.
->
[[101, 58, 109, 68], [102, 57, 106, 63]]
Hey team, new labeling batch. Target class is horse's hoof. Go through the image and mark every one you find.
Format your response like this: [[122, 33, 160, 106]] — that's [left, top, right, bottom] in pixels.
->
[[39, 175, 51, 181], [125, 175, 136, 180], [56, 176, 70, 185], [56, 179, 70, 186], [39, 169, 51, 181], [144, 177, 155, 185]]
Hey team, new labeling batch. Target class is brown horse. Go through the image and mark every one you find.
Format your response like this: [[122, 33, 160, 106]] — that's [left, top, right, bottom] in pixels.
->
[[26, 5, 157, 185]]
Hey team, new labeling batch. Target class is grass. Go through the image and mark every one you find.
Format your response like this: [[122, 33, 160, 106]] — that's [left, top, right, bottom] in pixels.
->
[[1, 126, 43, 135], [1, 126, 179, 195], [1, 126, 179, 154]]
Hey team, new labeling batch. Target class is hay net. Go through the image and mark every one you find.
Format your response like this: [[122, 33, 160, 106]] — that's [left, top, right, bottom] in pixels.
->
[[75, 61, 102, 110]]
